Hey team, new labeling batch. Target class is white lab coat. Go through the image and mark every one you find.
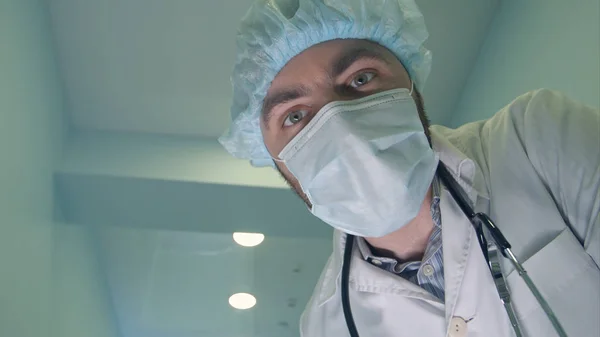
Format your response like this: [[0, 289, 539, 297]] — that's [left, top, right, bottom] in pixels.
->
[[300, 89, 600, 337]]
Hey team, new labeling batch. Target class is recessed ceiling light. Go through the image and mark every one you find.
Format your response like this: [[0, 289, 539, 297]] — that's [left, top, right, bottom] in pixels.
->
[[233, 232, 265, 247], [229, 293, 257, 310]]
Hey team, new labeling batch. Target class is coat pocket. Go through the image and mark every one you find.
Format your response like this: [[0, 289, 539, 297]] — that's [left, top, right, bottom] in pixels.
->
[[505, 228, 600, 337]]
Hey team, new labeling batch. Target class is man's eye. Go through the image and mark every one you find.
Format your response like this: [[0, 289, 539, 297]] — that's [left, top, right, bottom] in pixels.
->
[[350, 72, 376, 88], [284, 110, 309, 127]]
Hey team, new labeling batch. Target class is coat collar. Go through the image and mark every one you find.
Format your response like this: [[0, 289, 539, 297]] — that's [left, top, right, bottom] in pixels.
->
[[316, 128, 490, 306]]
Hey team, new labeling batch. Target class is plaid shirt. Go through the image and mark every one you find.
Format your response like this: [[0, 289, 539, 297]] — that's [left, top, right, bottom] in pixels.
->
[[356, 177, 445, 301]]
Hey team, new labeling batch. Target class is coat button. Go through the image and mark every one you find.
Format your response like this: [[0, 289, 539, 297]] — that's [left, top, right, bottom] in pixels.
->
[[448, 317, 468, 337]]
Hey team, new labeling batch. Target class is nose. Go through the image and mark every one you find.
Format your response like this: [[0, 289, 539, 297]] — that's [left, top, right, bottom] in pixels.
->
[[315, 90, 359, 113]]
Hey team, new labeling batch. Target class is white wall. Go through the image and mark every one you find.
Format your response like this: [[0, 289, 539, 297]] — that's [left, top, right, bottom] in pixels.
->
[[451, 0, 600, 126], [0, 1, 65, 335], [52, 224, 122, 337], [0, 1, 118, 336]]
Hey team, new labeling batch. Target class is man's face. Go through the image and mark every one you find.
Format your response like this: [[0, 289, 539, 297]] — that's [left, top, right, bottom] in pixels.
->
[[260, 39, 429, 205]]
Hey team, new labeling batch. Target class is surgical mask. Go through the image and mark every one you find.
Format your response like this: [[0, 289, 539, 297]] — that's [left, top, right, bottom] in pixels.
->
[[276, 87, 439, 237]]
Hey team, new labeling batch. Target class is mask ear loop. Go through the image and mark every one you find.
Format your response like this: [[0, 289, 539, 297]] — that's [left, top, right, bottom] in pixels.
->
[[408, 81, 414, 95]]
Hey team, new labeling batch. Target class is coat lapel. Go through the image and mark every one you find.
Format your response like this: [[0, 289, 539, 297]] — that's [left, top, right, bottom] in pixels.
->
[[440, 185, 475, 324], [432, 130, 492, 327]]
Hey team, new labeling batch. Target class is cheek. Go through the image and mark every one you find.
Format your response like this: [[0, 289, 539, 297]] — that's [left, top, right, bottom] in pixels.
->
[[277, 161, 299, 184], [260, 124, 280, 158], [277, 161, 305, 191], [275, 161, 313, 207], [261, 126, 301, 160]]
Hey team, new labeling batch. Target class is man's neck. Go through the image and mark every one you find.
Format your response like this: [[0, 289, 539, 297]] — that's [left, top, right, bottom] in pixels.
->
[[364, 186, 434, 262]]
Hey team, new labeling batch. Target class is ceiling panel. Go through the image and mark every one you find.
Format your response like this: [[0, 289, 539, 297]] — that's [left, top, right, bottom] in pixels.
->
[[96, 226, 331, 337], [49, 0, 253, 137]]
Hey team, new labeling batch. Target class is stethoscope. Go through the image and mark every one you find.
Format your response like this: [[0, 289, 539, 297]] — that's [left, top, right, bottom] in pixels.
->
[[341, 163, 569, 337]]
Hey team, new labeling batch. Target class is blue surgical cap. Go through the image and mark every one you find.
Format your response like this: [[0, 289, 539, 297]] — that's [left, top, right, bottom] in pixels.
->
[[219, 0, 432, 167]]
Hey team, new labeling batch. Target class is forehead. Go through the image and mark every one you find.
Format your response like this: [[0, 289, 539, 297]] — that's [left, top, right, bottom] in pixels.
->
[[269, 39, 398, 90]]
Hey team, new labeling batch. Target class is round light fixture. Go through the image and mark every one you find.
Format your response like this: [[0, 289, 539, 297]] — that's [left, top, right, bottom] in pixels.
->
[[233, 232, 265, 247], [229, 293, 257, 310]]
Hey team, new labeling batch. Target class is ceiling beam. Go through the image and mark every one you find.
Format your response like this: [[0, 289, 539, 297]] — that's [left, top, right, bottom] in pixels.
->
[[61, 130, 287, 188], [56, 130, 331, 238]]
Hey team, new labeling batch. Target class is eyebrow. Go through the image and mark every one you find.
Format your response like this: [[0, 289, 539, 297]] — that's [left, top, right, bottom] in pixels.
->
[[262, 84, 311, 126], [330, 46, 390, 80]]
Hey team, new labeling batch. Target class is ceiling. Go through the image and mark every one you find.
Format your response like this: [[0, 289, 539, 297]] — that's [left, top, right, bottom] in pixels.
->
[[48, 0, 499, 138]]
